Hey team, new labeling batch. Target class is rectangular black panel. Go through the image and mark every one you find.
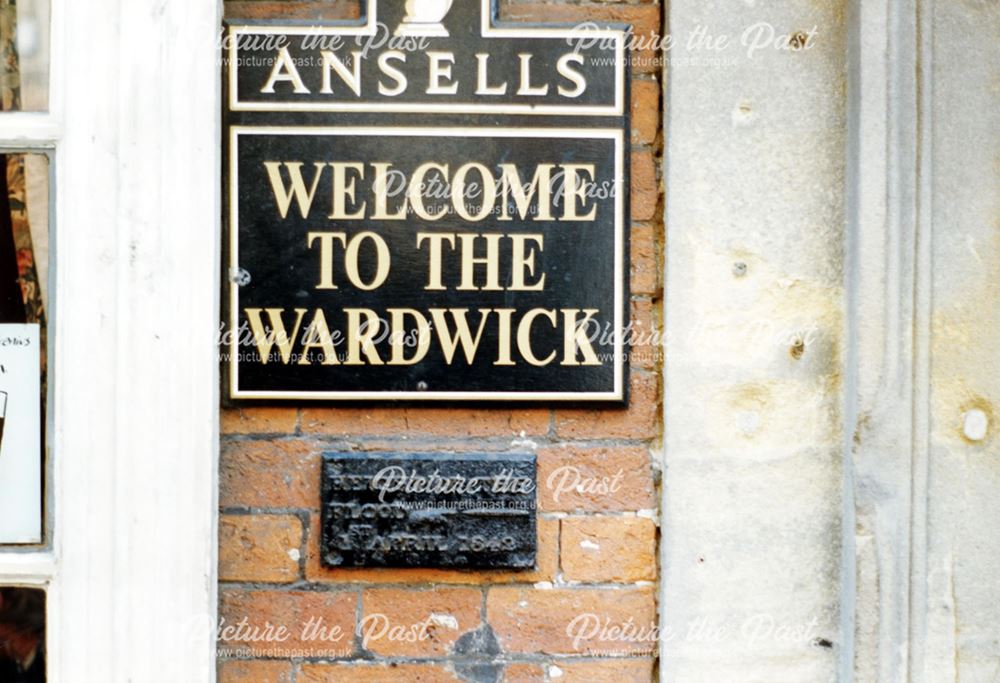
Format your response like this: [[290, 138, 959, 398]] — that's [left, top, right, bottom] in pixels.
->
[[223, 0, 631, 403], [321, 452, 536, 569]]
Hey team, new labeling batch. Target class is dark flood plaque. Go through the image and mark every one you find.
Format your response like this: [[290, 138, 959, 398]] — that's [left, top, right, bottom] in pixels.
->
[[321, 452, 536, 569]]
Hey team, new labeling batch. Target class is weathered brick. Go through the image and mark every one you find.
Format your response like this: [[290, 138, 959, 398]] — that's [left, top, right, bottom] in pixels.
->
[[630, 222, 660, 296], [501, 3, 663, 74], [360, 587, 482, 657], [299, 663, 463, 683], [221, 407, 298, 436], [537, 445, 655, 512], [486, 586, 657, 655], [555, 372, 660, 440], [300, 407, 408, 437], [558, 659, 655, 682], [503, 663, 546, 682], [350, 438, 524, 453], [629, 298, 661, 371], [306, 515, 560, 584], [631, 150, 658, 222], [218, 660, 293, 683], [303, 406, 548, 438], [224, 1, 360, 20], [219, 514, 304, 583], [561, 516, 657, 582], [220, 439, 319, 509], [631, 79, 660, 145], [218, 589, 356, 658], [403, 408, 549, 437]]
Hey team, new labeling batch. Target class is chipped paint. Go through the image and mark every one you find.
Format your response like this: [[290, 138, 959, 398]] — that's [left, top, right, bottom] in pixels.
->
[[430, 613, 460, 631]]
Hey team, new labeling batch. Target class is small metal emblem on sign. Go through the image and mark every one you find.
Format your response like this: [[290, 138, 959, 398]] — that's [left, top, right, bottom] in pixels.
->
[[321, 452, 537, 569]]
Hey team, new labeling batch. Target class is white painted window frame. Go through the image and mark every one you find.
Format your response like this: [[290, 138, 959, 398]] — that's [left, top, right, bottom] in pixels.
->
[[0, 0, 221, 681]]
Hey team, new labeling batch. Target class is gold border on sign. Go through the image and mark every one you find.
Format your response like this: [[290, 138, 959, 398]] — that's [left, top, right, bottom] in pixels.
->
[[228, 125, 626, 401]]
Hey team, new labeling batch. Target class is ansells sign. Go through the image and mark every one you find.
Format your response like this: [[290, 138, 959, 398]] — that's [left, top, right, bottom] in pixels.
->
[[224, 0, 631, 402]]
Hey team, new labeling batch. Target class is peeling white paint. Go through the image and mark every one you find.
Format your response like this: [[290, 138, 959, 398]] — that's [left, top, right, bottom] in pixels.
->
[[429, 613, 459, 630], [511, 432, 538, 450]]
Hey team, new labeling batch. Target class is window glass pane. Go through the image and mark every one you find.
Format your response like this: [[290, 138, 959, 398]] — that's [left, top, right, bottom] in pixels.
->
[[0, 587, 45, 682], [0, 0, 49, 111], [0, 152, 48, 544]]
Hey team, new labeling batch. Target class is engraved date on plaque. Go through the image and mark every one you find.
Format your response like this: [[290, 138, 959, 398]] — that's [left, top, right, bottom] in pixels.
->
[[321, 452, 536, 569]]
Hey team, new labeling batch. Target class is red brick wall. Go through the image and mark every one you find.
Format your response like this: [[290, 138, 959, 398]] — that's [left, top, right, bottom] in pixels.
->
[[219, 1, 664, 681]]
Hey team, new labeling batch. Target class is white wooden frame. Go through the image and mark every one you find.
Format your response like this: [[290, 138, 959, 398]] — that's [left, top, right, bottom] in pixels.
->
[[0, 0, 221, 680]]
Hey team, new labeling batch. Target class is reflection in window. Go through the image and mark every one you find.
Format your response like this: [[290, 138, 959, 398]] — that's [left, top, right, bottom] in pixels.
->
[[0, 587, 45, 682], [2, 154, 48, 322], [0, 0, 49, 111]]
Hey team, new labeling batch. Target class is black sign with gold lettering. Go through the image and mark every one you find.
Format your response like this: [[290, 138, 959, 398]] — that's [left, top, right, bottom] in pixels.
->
[[321, 452, 536, 569], [224, 0, 630, 402]]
